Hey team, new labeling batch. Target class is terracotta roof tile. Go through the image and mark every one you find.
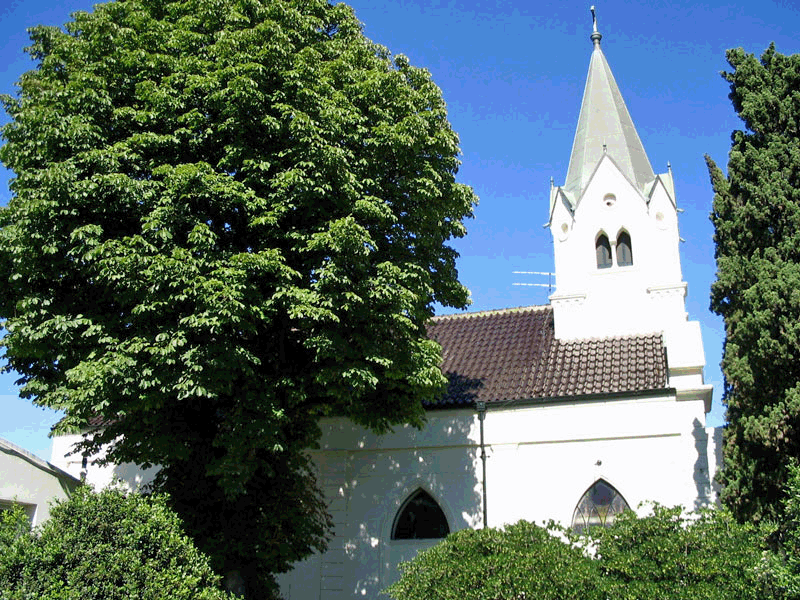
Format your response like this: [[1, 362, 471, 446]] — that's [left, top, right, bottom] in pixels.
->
[[427, 305, 667, 406]]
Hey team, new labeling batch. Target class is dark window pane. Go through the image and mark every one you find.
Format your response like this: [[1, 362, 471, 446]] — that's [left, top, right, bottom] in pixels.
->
[[571, 480, 630, 535], [596, 234, 612, 269], [616, 231, 633, 266], [392, 490, 450, 540]]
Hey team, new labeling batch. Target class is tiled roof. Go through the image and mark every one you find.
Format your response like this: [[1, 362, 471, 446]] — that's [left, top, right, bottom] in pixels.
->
[[427, 306, 667, 406]]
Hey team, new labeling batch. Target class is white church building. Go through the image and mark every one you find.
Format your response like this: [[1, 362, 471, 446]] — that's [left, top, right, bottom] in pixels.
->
[[51, 18, 721, 600]]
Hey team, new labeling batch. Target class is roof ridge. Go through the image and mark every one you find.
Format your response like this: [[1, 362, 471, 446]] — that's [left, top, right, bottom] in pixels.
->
[[558, 331, 664, 344], [432, 305, 550, 321]]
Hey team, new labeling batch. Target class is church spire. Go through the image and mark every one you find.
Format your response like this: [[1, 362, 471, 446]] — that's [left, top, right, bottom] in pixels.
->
[[563, 8, 654, 201]]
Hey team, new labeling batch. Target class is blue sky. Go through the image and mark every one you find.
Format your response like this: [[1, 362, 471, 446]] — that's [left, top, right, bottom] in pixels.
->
[[1, 0, 798, 460]]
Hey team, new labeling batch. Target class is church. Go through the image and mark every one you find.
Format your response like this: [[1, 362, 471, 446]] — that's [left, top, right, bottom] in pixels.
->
[[51, 16, 720, 600]]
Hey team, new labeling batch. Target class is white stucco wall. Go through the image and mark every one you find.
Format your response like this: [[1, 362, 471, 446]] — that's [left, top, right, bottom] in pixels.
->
[[277, 392, 716, 599]]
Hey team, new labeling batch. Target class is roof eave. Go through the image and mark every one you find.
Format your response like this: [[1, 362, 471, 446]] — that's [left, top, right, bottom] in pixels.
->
[[426, 386, 676, 411]]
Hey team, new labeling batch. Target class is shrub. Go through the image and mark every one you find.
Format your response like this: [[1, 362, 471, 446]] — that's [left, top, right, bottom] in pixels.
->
[[386, 507, 778, 600], [0, 486, 232, 600], [594, 505, 776, 600], [384, 520, 602, 600]]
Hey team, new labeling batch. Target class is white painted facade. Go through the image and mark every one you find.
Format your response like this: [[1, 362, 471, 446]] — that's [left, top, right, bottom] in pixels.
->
[[276, 393, 719, 599]]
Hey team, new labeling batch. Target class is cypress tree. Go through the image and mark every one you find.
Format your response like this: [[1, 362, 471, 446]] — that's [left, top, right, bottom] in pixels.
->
[[707, 44, 800, 522]]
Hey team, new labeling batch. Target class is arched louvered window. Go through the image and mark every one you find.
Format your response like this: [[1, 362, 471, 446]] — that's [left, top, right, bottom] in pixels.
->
[[616, 231, 633, 266], [571, 479, 630, 535], [596, 234, 612, 269], [392, 489, 450, 540]]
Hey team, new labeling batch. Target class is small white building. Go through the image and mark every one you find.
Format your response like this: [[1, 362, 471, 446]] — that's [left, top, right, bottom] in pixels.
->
[[1, 437, 80, 525], [51, 18, 722, 600]]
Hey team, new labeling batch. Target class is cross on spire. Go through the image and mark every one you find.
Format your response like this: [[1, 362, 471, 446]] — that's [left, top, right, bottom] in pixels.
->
[[590, 6, 602, 46]]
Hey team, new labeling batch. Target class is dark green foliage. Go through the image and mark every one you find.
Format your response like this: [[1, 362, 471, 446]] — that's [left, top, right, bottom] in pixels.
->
[[385, 521, 603, 600], [707, 44, 800, 522], [386, 509, 774, 600], [0, 505, 31, 554], [0, 0, 475, 594], [594, 505, 774, 600], [768, 463, 800, 598], [0, 486, 231, 599]]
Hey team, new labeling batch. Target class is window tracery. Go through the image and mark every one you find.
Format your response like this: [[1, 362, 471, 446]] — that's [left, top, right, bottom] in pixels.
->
[[571, 479, 630, 534]]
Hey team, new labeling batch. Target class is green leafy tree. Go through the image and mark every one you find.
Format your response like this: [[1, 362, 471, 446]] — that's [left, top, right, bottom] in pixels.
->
[[0, 0, 475, 595], [706, 45, 800, 522], [0, 486, 232, 599], [385, 521, 603, 600], [594, 505, 775, 600]]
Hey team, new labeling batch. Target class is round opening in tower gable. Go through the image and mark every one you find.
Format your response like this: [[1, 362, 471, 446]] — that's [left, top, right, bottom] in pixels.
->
[[603, 193, 616, 207]]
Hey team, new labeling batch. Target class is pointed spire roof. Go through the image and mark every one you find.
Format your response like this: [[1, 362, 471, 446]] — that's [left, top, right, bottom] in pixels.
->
[[563, 12, 654, 201]]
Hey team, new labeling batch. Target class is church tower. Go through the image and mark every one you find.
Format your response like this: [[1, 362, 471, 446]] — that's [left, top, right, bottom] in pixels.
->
[[548, 11, 709, 401]]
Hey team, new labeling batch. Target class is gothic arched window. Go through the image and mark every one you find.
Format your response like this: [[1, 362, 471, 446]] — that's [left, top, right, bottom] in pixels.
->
[[596, 233, 612, 269], [616, 231, 633, 266], [571, 479, 630, 535], [392, 489, 450, 540]]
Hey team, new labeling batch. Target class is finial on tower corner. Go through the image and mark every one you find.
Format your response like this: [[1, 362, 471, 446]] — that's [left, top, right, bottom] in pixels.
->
[[590, 6, 602, 46]]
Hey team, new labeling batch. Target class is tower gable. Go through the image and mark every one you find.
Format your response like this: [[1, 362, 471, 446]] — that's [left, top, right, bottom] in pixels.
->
[[552, 155, 674, 297]]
